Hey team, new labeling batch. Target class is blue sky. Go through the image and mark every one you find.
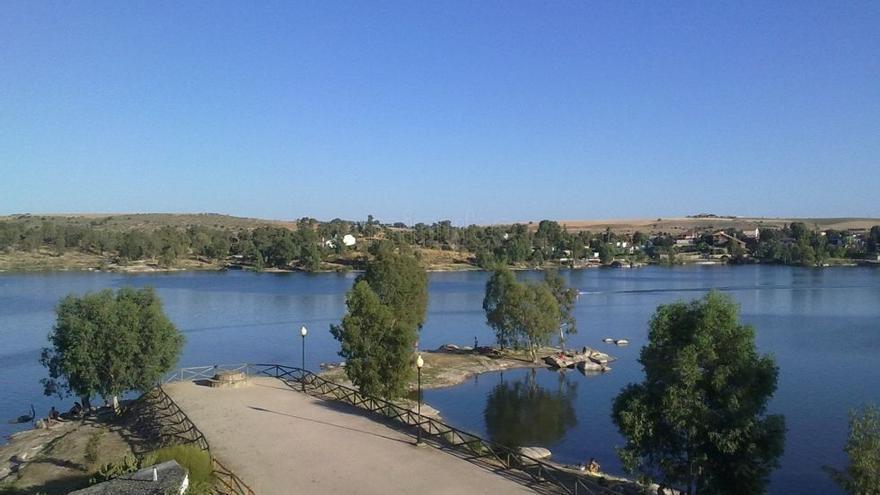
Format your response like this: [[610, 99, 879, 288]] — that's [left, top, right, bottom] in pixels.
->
[[1, 1, 878, 224]]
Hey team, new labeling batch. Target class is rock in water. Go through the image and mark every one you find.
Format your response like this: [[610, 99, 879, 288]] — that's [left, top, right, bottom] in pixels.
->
[[578, 361, 610, 372], [519, 446, 552, 460]]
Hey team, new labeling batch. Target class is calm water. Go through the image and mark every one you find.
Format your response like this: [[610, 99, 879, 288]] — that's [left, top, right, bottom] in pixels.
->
[[1, 266, 878, 494]]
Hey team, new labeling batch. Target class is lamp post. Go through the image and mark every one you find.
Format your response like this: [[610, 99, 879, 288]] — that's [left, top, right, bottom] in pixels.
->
[[300, 325, 308, 391], [416, 353, 424, 445]]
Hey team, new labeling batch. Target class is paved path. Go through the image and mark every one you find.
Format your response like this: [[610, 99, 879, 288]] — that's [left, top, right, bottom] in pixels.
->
[[164, 377, 537, 495]]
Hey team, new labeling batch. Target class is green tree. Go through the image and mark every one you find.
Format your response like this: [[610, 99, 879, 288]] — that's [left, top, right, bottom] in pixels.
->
[[612, 292, 785, 495], [508, 282, 559, 361], [330, 245, 427, 398], [728, 241, 747, 264], [789, 222, 809, 241], [543, 269, 578, 345], [826, 404, 880, 495], [475, 249, 498, 269], [117, 231, 154, 262], [483, 268, 518, 349], [41, 287, 184, 410], [360, 244, 428, 332], [296, 218, 324, 271], [598, 243, 615, 264], [482, 267, 561, 361], [155, 226, 187, 267]]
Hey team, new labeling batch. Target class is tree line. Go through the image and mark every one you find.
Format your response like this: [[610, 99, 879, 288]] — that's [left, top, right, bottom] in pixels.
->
[[3, 216, 879, 271], [40, 255, 878, 494]]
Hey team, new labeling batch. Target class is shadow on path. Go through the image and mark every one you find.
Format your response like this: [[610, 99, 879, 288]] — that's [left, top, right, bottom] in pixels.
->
[[246, 405, 412, 445], [259, 377, 563, 495]]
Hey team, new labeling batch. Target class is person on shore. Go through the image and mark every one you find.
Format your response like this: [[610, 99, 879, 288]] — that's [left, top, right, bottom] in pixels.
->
[[588, 458, 600, 474], [46, 406, 62, 426]]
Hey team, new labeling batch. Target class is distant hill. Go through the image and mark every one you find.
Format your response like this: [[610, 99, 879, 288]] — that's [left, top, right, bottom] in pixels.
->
[[549, 217, 880, 235], [0, 213, 296, 231], [3, 212, 878, 235]]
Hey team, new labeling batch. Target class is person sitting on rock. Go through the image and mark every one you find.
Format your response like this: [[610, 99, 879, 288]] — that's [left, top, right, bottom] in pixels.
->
[[46, 406, 62, 426], [588, 458, 600, 474]]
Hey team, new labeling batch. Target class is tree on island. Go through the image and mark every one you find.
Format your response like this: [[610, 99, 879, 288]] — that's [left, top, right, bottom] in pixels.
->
[[825, 404, 880, 495], [331, 243, 428, 399], [41, 287, 184, 411], [612, 291, 785, 495], [543, 269, 578, 346], [482, 267, 574, 361], [482, 268, 518, 349]]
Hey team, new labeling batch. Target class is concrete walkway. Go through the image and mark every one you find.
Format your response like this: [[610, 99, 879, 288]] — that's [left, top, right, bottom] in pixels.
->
[[164, 377, 538, 495]]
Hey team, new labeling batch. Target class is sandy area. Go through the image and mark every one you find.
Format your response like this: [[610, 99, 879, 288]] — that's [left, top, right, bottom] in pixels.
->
[[164, 377, 538, 495]]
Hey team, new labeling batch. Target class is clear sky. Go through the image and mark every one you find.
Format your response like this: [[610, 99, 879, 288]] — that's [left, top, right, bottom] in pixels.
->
[[2, 1, 878, 224]]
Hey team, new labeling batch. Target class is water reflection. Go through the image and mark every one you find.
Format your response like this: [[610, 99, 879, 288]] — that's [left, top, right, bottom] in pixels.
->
[[484, 369, 578, 447]]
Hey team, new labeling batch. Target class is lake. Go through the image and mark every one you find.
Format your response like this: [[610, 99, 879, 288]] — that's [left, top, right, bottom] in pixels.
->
[[1, 266, 878, 494]]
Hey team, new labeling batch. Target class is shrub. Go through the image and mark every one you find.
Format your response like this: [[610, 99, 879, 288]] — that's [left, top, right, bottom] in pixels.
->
[[91, 453, 139, 484], [142, 443, 213, 494]]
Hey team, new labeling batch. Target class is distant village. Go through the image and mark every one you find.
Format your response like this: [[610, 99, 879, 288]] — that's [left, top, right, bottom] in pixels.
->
[[1, 215, 879, 271], [552, 224, 880, 268]]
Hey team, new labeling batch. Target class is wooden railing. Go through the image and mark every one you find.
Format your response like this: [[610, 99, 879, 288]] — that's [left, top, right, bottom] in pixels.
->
[[163, 362, 643, 495], [246, 363, 628, 495]]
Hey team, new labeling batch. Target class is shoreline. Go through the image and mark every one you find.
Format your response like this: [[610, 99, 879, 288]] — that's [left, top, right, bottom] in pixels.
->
[[318, 345, 613, 392], [1, 258, 877, 275]]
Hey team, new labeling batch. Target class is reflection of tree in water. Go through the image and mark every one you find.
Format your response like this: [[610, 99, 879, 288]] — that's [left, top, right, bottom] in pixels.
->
[[484, 369, 578, 447]]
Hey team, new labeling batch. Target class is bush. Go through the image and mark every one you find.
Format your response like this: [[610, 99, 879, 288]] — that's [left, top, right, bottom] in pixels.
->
[[142, 444, 213, 494], [91, 453, 139, 483]]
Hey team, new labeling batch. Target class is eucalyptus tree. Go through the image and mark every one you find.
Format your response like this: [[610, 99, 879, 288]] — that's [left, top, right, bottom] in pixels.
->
[[331, 243, 428, 398], [543, 269, 578, 345], [41, 287, 183, 411], [483, 267, 567, 361]]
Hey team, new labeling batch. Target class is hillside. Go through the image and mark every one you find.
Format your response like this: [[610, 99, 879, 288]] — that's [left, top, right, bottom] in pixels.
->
[[6, 213, 879, 234], [0, 213, 296, 232], [551, 216, 880, 235], [1, 213, 878, 273]]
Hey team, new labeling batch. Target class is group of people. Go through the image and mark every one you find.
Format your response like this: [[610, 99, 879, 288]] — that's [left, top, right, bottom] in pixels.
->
[[43, 401, 89, 427], [579, 457, 600, 474]]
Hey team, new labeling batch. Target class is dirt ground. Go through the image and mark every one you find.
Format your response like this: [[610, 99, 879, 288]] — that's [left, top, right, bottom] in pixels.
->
[[165, 377, 539, 495], [0, 419, 133, 494]]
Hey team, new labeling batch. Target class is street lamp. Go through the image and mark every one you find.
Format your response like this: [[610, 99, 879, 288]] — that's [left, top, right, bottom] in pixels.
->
[[300, 325, 308, 391], [416, 353, 424, 445]]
